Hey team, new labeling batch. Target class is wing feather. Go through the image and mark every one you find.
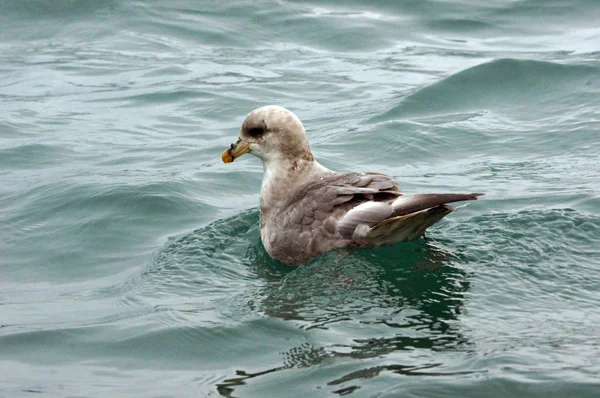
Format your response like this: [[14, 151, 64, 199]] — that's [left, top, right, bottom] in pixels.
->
[[391, 193, 483, 217], [337, 201, 393, 238], [281, 172, 400, 229]]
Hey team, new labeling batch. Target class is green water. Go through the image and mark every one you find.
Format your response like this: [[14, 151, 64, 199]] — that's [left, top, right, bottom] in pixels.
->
[[1, 0, 599, 396]]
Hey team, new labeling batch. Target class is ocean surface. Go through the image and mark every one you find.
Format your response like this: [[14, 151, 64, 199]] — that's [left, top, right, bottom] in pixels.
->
[[1, 0, 599, 396]]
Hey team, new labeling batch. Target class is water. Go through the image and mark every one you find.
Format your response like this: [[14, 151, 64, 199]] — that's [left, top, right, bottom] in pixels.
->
[[1, 0, 599, 396]]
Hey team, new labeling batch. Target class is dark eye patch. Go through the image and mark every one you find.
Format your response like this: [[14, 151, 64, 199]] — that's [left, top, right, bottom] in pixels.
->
[[247, 127, 265, 137]]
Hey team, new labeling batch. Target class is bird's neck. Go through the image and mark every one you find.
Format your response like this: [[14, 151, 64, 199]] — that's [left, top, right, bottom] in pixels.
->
[[260, 155, 331, 213]]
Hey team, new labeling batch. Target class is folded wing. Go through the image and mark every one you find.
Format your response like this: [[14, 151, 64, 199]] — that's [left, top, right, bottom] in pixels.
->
[[278, 172, 482, 261]]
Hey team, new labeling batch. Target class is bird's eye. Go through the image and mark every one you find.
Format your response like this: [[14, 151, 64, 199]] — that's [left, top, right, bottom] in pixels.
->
[[247, 127, 265, 137]]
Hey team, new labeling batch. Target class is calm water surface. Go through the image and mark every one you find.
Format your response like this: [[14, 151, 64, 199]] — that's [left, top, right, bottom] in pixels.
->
[[1, 0, 599, 397]]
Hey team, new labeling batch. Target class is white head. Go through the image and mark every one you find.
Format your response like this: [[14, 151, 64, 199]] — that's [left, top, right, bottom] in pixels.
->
[[222, 105, 314, 165]]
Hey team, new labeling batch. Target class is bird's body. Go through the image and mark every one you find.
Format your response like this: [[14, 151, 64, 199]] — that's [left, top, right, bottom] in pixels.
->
[[222, 105, 482, 265]]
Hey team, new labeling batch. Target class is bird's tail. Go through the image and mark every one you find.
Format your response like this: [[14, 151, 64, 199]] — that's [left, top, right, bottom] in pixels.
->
[[359, 193, 482, 246]]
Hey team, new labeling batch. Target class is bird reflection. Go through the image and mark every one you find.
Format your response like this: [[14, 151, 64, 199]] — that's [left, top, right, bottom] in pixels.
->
[[215, 239, 474, 396], [246, 238, 472, 356], [152, 210, 475, 396]]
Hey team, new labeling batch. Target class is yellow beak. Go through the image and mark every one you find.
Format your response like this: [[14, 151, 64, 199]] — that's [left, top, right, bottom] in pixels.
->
[[222, 138, 250, 163]]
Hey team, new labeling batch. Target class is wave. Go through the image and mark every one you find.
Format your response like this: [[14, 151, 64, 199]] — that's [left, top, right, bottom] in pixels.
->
[[371, 58, 600, 121]]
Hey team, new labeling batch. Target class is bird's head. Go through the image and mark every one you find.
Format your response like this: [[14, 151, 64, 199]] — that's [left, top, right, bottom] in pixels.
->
[[222, 105, 312, 164]]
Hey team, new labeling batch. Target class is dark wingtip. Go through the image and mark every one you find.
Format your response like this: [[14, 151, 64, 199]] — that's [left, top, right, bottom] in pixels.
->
[[470, 193, 485, 199]]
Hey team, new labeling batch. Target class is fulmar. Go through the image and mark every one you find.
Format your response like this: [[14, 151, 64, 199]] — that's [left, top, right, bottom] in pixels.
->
[[222, 105, 482, 265]]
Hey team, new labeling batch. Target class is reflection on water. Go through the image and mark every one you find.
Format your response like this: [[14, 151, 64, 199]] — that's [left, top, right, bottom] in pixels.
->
[[206, 212, 473, 394], [136, 210, 474, 395], [252, 241, 471, 347]]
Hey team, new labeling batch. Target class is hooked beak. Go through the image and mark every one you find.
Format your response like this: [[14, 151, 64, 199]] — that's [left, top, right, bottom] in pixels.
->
[[221, 138, 250, 163]]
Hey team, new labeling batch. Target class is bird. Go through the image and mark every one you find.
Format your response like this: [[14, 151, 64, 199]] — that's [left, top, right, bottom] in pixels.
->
[[221, 105, 482, 265]]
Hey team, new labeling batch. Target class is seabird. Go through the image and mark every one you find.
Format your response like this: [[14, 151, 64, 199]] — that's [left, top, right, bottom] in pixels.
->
[[222, 105, 482, 265]]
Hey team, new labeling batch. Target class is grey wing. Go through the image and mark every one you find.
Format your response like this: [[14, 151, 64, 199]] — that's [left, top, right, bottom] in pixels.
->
[[281, 172, 402, 248], [276, 172, 482, 262]]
